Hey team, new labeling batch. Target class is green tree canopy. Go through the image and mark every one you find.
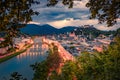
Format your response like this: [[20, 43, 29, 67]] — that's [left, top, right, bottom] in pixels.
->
[[86, 0, 120, 26], [0, 0, 39, 47]]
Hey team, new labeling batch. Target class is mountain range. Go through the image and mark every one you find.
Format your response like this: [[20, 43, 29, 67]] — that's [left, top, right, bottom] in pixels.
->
[[20, 24, 116, 37], [20, 24, 77, 35]]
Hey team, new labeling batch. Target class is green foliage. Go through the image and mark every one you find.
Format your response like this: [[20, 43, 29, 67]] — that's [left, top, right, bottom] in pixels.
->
[[47, 43, 63, 69], [74, 26, 115, 38], [9, 72, 26, 80], [0, 0, 39, 47], [60, 61, 79, 80], [77, 52, 105, 80], [86, 0, 120, 26], [7, 47, 16, 53], [48, 61, 80, 80], [60, 38, 120, 80], [31, 61, 49, 80], [32, 43, 63, 80], [77, 37, 120, 80], [114, 28, 120, 36], [69, 46, 75, 49]]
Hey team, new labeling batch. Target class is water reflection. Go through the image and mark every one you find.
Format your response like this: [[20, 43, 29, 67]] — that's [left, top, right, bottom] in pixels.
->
[[17, 40, 47, 60], [0, 37, 48, 80]]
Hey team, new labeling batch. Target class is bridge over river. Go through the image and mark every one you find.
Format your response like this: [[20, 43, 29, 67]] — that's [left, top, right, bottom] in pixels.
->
[[0, 37, 74, 80]]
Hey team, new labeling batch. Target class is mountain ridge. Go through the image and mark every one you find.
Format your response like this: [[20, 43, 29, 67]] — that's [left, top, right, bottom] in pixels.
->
[[20, 24, 116, 36], [20, 24, 77, 35]]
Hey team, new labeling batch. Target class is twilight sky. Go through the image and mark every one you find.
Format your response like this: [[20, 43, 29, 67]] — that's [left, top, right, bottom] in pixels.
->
[[30, 0, 120, 31]]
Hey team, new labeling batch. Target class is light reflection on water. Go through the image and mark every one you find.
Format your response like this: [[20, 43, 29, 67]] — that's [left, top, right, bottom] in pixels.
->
[[0, 40, 48, 80]]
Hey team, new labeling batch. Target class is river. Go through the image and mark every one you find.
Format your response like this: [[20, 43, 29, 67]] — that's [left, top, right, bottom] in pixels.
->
[[0, 37, 48, 80]]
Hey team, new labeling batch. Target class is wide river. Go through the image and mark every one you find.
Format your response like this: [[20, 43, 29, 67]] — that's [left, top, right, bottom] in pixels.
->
[[0, 37, 48, 80]]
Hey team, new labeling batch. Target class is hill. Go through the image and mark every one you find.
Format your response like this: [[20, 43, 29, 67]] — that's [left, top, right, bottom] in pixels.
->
[[20, 24, 116, 37], [73, 25, 115, 38], [20, 24, 77, 35]]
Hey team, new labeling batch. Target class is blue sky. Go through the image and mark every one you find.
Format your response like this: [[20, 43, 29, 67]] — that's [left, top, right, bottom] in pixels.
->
[[30, 0, 120, 31]]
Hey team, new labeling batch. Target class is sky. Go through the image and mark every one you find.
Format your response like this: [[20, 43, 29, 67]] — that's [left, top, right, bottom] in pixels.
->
[[30, 0, 120, 31]]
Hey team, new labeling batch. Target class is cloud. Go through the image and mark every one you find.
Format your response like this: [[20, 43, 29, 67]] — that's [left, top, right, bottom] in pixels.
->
[[96, 26, 119, 31], [73, 0, 88, 9], [47, 18, 98, 28], [54, 14, 66, 19], [27, 21, 40, 25], [32, 0, 89, 23], [47, 18, 120, 31], [31, 0, 120, 31]]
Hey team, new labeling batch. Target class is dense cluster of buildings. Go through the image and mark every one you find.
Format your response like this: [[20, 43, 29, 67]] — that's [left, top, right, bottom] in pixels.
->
[[45, 32, 113, 56], [0, 31, 114, 56]]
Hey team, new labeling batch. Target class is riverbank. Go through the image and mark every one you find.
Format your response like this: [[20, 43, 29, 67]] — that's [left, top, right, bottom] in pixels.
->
[[0, 44, 33, 63]]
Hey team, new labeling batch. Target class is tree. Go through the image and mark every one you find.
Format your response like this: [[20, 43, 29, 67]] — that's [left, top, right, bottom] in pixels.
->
[[0, 0, 39, 47], [77, 36, 120, 80], [31, 61, 49, 80], [9, 72, 27, 80], [86, 0, 120, 26], [32, 43, 64, 80]]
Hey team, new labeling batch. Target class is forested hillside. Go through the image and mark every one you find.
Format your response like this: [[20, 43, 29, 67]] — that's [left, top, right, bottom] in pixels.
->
[[73, 26, 116, 38]]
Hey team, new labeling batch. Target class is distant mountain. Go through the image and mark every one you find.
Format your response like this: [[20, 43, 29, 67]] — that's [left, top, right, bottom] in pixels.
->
[[20, 24, 115, 37], [59, 26, 77, 33], [73, 25, 115, 38], [20, 24, 77, 35]]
